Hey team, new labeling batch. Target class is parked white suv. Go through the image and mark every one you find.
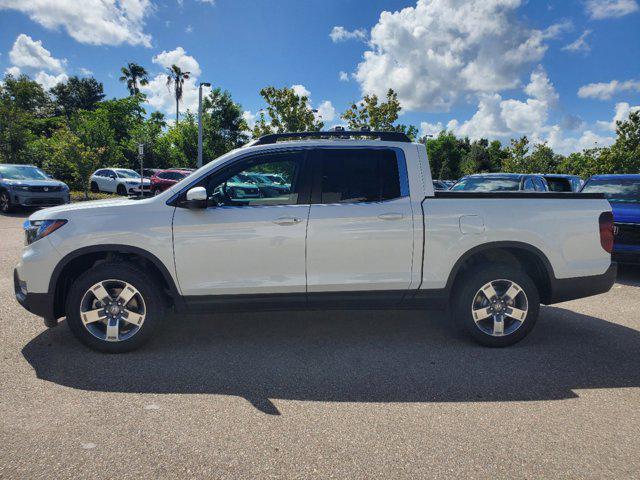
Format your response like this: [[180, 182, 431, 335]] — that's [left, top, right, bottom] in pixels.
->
[[90, 168, 151, 196], [15, 131, 617, 352]]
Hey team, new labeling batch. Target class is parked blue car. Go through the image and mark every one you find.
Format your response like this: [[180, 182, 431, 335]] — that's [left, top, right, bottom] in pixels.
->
[[0, 164, 70, 214], [582, 174, 640, 264]]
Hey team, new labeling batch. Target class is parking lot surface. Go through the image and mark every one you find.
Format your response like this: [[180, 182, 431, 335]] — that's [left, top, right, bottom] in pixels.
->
[[1, 212, 639, 479]]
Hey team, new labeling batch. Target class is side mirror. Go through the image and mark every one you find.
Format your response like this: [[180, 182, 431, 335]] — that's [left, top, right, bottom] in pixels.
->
[[179, 186, 208, 209]]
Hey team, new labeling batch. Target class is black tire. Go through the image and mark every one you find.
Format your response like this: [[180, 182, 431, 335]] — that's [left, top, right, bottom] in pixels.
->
[[116, 184, 127, 196], [65, 262, 166, 353], [1, 190, 16, 214], [90, 181, 99, 193], [452, 263, 540, 347]]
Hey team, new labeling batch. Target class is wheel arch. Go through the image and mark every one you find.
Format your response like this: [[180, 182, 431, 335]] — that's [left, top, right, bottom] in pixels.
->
[[445, 241, 555, 304], [50, 245, 180, 319]]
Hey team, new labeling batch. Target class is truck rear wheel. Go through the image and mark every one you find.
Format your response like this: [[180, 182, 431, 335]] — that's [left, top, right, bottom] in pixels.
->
[[452, 264, 540, 347], [65, 262, 165, 353]]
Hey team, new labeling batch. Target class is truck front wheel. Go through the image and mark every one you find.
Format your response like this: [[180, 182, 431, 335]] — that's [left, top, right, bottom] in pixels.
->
[[452, 264, 540, 347], [65, 262, 165, 353]]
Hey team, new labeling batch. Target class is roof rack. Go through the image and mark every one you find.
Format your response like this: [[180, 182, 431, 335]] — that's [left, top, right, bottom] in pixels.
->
[[252, 130, 412, 145]]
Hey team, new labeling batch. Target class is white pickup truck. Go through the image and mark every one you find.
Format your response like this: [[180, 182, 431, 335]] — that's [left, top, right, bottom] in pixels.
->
[[14, 131, 617, 352]]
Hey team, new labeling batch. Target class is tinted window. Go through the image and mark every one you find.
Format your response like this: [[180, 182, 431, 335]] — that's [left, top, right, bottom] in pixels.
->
[[318, 149, 401, 203], [94, 170, 105, 177], [451, 177, 521, 192], [205, 151, 303, 207], [545, 177, 572, 192]]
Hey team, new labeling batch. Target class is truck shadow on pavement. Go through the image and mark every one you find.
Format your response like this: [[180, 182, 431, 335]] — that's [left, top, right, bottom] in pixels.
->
[[22, 306, 640, 415]]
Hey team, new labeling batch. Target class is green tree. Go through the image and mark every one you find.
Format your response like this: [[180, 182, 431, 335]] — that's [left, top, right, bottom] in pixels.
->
[[0, 74, 54, 163], [47, 127, 99, 197], [119, 63, 149, 96], [423, 131, 465, 180], [252, 86, 323, 137], [341, 89, 418, 140], [201, 87, 249, 160], [502, 136, 530, 173], [50, 76, 105, 118], [165, 65, 190, 124]]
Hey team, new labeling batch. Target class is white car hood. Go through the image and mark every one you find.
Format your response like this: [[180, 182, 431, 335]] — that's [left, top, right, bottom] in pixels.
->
[[29, 197, 143, 221]]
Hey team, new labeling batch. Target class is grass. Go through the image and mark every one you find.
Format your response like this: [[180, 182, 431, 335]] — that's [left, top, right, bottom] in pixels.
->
[[70, 190, 120, 202]]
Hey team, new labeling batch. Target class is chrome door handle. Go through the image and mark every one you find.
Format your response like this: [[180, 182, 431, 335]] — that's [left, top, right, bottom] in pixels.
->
[[378, 213, 404, 221], [273, 217, 302, 226]]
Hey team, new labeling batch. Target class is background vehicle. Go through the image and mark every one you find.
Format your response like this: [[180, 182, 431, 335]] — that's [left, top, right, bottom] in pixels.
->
[[150, 169, 192, 195], [543, 174, 584, 192], [241, 172, 291, 197], [0, 164, 70, 213], [142, 168, 162, 179], [90, 168, 151, 196], [582, 174, 640, 264], [15, 131, 615, 353], [432, 180, 449, 191], [451, 173, 549, 192]]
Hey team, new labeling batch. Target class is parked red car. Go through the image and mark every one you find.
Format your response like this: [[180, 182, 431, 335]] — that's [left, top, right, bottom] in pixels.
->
[[150, 169, 193, 195]]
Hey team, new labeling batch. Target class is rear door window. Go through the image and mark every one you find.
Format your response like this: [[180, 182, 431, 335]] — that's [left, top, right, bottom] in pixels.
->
[[315, 149, 402, 203]]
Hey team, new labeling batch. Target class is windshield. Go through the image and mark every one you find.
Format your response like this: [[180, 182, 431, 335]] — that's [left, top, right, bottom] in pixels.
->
[[451, 177, 521, 192], [115, 169, 141, 179], [0, 165, 50, 181], [581, 178, 640, 200]]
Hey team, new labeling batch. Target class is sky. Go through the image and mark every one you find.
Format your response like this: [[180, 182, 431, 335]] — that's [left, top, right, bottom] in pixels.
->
[[0, 0, 639, 154]]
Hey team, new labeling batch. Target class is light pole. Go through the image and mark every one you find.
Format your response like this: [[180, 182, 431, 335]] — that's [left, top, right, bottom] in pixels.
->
[[197, 82, 211, 168]]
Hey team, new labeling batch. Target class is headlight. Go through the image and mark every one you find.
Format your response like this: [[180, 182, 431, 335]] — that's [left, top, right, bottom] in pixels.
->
[[23, 219, 67, 245], [12, 185, 30, 191], [61, 184, 70, 191]]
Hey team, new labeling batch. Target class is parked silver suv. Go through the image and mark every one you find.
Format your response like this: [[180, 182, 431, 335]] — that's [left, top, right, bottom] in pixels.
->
[[0, 164, 70, 213]]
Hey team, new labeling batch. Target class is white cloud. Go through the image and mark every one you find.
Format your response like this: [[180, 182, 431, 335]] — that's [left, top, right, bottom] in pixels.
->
[[578, 79, 640, 100], [315, 100, 336, 122], [420, 121, 445, 137], [451, 67, 557, 139], [585, 0, 639, 19], [152, 46, 201, 76], [338, 71, 349, 82], [546, 127, 615, 154], [562, 30, 592, 53], [291, 84, 311, 98], [34, 71, 68, 90], [524, 66, 559, 105], [242, 110, 257, 129], [0, 0, 153, 47], [9, 34, 65, 73], [5, 34, 68, 90], [596, 102, 640, 130], [185, 24, 193, 34], [79, 67, 93, 76], [351, 0, 566, 112], [329, 26, 367, 43]]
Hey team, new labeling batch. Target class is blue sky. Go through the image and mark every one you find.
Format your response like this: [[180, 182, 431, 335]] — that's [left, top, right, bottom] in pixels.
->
[[1, 0, 639, 153]]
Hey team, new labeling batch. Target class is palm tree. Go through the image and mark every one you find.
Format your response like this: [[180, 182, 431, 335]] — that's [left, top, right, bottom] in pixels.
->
[[119, 62, 149, 96], [166, 64, 190, 124]]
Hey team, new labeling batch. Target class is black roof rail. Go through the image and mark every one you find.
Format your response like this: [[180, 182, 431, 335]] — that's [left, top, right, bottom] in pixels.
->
[[252, 130, 412, 145]]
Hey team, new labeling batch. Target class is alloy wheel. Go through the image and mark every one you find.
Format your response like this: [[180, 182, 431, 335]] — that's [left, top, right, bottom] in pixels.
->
[[470, 279, 529, 337], [79, 279, 146, 342]]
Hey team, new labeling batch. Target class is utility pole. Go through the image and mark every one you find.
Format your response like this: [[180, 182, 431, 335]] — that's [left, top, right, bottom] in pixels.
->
[[197, 82, 211, 168], [138, 143, 144, 197]]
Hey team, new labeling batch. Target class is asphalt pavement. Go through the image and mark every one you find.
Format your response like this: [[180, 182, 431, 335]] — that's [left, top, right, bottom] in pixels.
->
[[1, 211, 639, 479]]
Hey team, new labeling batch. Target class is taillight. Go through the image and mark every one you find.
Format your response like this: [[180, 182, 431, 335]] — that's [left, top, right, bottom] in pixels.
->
[[598, 212, 614, 254]]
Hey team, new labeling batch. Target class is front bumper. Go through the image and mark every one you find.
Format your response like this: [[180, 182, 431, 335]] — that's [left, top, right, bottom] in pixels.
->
[[12, 191, 70, 207], [547, 263, 617, 304], [14, 268, 55, 321]]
